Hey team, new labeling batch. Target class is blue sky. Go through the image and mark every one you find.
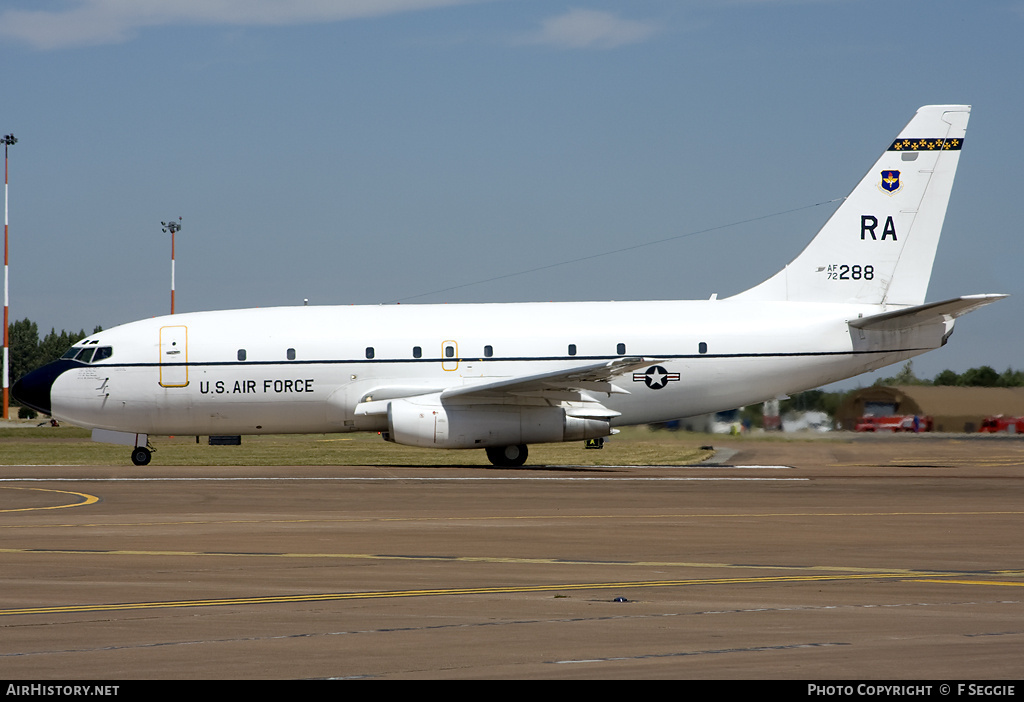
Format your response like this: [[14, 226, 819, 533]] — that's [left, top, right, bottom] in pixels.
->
[[2, 0, 1021, 389]]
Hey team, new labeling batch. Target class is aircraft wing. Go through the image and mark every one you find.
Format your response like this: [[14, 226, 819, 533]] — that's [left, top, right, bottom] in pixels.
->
[[440, 356, 648, 401], [849, 294, 1007, 331], [354, 357, 651, 419]]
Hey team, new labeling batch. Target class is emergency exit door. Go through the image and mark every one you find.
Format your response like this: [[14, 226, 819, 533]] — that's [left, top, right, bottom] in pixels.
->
[[441, 340, 459, 371], [159, 325, 189, 387]]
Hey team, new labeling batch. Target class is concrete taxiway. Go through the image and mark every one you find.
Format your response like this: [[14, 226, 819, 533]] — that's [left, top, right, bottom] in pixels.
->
[[1, 435, 1023, 679]]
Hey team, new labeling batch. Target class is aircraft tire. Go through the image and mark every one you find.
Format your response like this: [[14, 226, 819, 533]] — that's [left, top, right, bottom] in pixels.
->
[[131, 447, 152, 466], [485, 444, 528, 467]]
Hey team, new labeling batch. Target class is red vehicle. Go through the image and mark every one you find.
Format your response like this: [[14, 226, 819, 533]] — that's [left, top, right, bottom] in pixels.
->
[[855, 415, 932, 432], [979, 416, 1024, 433]]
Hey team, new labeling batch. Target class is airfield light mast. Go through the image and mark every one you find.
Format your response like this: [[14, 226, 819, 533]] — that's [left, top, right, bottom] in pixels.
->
[[2, 133, 17, 421], [161, 218, 182, 314]]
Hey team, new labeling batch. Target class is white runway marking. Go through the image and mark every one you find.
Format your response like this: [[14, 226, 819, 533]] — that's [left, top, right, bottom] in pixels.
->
[[0, 476, 808, 482]]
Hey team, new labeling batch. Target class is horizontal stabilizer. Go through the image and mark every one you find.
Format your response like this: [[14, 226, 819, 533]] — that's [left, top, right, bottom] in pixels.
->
[[849, 294, 1007, 331]]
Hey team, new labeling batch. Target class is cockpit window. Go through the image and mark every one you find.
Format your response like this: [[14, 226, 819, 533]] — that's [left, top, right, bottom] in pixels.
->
[[62, 345, 113, 363]]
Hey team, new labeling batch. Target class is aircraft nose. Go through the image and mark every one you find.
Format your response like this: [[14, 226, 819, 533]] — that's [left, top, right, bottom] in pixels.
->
[[11, 360, 78, 416]]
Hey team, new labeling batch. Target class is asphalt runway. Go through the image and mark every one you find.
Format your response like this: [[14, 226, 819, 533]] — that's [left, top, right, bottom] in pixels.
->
[[2, 436, 1023, 680]]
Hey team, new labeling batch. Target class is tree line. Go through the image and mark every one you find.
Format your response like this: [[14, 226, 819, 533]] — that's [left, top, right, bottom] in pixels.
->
[[872, 361, 1024, 388], [6, 318, 103, 389]]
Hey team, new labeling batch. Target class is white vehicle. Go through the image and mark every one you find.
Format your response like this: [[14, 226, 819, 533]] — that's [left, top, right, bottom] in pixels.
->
[[13, 105, 1005, 466]]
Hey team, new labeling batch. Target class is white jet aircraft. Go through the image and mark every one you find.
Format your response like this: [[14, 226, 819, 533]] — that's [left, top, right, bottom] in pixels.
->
[[13, 105, 1005, 466]]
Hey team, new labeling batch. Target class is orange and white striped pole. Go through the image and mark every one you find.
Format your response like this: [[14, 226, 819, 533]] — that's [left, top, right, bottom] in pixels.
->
[[2, 133, 17, 420], [161, 218, 182, 314]]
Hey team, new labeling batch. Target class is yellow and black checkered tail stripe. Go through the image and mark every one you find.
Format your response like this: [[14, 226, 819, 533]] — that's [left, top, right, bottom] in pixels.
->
[[888, 138, 963, 151]]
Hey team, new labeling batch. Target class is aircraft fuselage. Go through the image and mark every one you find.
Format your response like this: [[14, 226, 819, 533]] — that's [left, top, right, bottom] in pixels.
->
[[45, 299, 932, 437]]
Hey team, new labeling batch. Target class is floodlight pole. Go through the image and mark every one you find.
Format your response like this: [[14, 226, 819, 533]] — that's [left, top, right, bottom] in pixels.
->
[[2, 133, 17, 420], [161, 218, 182, 314]]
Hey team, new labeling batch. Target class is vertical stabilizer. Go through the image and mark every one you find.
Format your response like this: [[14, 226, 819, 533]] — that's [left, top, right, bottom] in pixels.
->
[[731, 105, 970, 306]]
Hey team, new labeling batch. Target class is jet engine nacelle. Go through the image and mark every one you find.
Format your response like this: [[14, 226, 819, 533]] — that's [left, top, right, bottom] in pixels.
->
[[386, 396, 611, 449]]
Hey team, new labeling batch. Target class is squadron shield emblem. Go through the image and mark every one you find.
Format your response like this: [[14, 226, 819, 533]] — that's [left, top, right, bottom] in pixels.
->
[[879, 169, 901, 195]]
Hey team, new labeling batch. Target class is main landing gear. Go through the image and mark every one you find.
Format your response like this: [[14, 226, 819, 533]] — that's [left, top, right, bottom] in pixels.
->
[[131, 446, 153, 466], [485, 444, 528, 467]]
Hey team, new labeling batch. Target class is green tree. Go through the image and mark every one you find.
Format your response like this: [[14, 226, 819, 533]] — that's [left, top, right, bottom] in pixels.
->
[[873, 361, 929, 386], [959, 365, 999, 387], [929, 366, 1024, 387], [6, 319, 103, 388], [37, 328, 88, 366], [997, 367, 1024, 387], [7, 318, 40, 387]]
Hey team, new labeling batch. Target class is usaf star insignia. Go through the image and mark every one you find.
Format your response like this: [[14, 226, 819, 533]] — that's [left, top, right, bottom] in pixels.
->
[[633, 365, 680, 390]]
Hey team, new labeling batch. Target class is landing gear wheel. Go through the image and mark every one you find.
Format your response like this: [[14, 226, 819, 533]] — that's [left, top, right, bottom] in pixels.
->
[[131, 446, 152, 466], [485, 444, 528, 467]]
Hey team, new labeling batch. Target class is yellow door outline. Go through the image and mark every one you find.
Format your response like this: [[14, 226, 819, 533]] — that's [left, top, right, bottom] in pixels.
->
[[441, 340, 459, 371], [159, 325, 189, 387]]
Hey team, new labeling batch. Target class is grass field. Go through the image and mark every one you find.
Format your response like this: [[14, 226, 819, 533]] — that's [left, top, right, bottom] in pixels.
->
[[0, 424, 718, 466]]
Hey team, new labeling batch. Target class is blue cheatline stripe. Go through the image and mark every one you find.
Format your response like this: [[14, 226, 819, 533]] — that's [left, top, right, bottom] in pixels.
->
[[85, 347, 930, 371]]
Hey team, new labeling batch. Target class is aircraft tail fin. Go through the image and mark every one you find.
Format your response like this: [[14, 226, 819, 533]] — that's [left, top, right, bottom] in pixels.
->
[[730, 105, 970, 306]]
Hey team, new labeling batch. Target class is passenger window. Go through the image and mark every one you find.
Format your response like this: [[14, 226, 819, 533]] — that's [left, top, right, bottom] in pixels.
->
[[699, 342, 708, 355], [484, 345, 493, 358], [237, 349, 246, 361], [287, 348, 296, 360], [93, 346, 113, 362], [413, 346, 422, 358], [568, 344, 577, 356], [616, 343, 626, 355], [365, 347, 375, 359], [445, 345, 455, 358]]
